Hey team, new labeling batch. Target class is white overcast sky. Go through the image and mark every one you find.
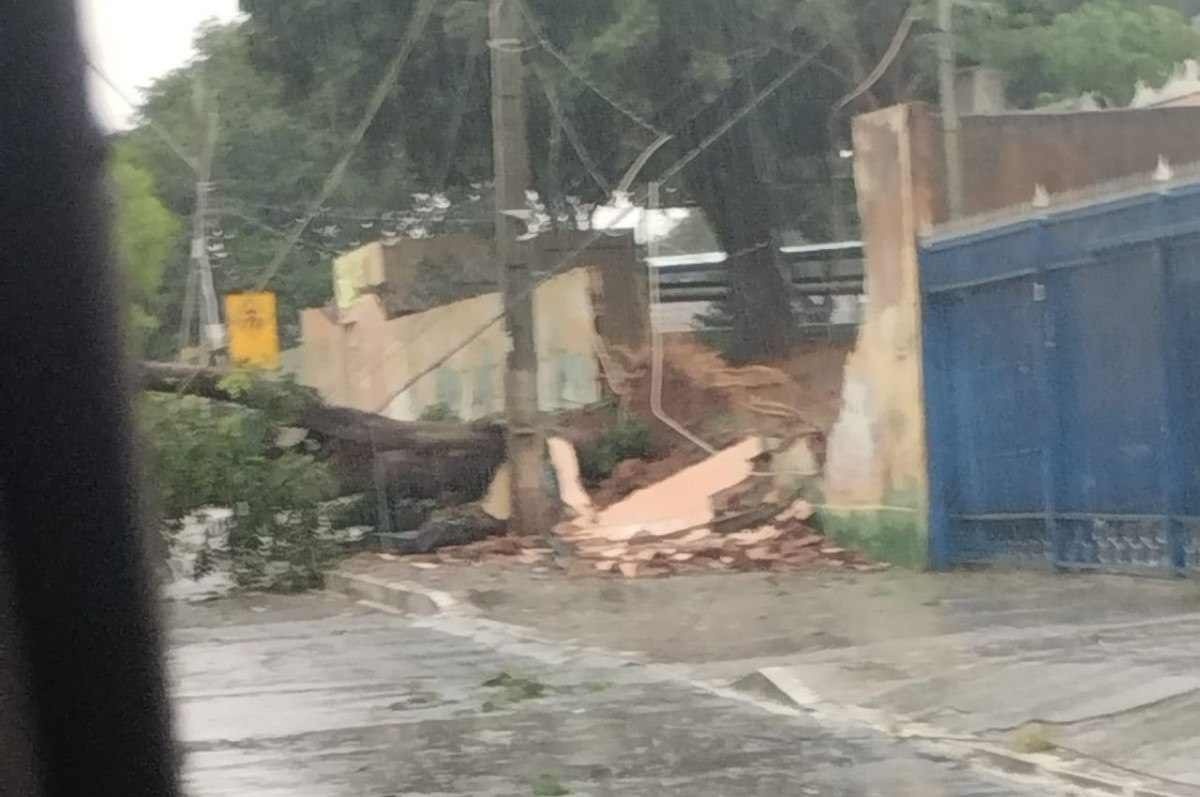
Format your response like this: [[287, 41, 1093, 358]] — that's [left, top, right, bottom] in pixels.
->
[[81, 0, 242, 130]]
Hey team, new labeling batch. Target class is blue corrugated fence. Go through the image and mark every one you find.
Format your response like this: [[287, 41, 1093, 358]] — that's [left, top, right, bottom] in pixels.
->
[[921, 180, 1200, 574]]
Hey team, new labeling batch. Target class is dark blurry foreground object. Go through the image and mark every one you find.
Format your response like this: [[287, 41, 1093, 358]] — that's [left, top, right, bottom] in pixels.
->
[[0, 2, 180, 795]]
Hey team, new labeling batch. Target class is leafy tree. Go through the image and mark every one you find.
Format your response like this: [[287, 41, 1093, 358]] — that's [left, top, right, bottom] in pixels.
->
[[143, 374, 337, 591], [1038, 1, 1200, 105], [121, 1, 1200, 360], [109, 142, 183, 353], [961, 0, 1200, 106]]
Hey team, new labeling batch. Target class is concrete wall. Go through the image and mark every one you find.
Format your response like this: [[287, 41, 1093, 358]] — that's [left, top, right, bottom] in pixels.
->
[[333, 235, 497, 316], [821, 105, 942, 569], [537, 231, 646, 349], [824, 101, 1200, 567], [380, 233, 496, 315], [956, 107, 1200, 218], [301, 268, 601, 422]]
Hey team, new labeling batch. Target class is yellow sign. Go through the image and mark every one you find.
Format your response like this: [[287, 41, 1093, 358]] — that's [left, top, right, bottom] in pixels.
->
[[225, 292, 280, 370]]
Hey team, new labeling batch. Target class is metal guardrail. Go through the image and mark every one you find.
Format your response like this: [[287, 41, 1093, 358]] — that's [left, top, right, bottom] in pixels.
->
[[653, 242, 864, 304]]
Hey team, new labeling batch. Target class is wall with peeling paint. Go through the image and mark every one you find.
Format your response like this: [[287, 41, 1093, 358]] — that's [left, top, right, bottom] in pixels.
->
[[301, 268, 601, 422], [821, 104, 943, 568], [823, 102, 1200, 567]]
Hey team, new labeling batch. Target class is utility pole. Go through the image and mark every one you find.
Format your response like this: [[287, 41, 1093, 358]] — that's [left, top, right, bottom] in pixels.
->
[[938, 0, 964, 219], [179, 80, 224, 362], [490, 0, 550, 536]]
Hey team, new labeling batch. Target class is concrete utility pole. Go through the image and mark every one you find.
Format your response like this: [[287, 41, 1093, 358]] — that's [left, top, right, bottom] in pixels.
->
[[490, 0, 550, 536], [179, 80, 225, 360], [939, 0, 965, 219]]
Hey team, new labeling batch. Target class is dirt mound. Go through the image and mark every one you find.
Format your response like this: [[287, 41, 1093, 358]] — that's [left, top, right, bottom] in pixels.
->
[[573, 338, 848, 505], [604, 337, 848, 446]]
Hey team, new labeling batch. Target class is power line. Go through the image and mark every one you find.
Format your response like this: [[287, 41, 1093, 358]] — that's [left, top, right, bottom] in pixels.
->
[[658, 48, 824, 188], [86, 57, 200, 174], [373, 46, 826, 413], [830, 5, 918, 120], [434, 46, 484, 191], [220, 198, 493, 224], [514, 0, 669, 139], [219, 208, 346, 258], [531, 61, 612, 194], [252, 0, 438, 292]]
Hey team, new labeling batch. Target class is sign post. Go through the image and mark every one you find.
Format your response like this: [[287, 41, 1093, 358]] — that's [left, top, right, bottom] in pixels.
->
[[225, 292, 281, 370]]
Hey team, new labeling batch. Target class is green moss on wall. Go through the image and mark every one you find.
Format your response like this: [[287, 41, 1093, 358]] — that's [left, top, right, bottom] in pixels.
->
[[818, 505, 929, 570]]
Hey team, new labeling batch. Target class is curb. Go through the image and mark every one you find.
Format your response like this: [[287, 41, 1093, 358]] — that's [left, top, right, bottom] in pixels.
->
[[964, 744, 1185, 797], [325, 571, 457, 616], [747, 667, 1200, 797], [327, 571, 1196, 797]]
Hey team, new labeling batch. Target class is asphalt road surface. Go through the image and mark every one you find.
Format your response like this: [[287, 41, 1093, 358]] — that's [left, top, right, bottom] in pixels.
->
[[168, 592, 1076, 796]]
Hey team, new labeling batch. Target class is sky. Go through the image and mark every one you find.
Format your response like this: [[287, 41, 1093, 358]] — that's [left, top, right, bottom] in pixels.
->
[[81, 0, 242, 130]]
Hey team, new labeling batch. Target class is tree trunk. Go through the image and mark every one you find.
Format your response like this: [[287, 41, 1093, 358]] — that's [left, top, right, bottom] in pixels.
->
[[139, 362, 506, 498], [676, 2, 795, 363]]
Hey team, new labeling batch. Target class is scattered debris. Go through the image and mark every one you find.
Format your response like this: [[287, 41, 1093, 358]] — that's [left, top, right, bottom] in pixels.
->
[[370, 431, 885, 578], [554, 511, 883, 578], [541, 438, 882, 578], [547, 436, 595, 522], [480, 463, 511, 521], [776, 498, 815, 523], [377, 506, 505, 554], [481, 672, 552, 714], [729, 526, 785, 546], [595, 438, 764, 530]]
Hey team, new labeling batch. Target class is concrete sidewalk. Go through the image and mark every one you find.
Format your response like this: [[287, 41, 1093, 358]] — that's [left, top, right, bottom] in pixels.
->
[[333, 554, 1200, 792], [169, 592, 1080, 796]]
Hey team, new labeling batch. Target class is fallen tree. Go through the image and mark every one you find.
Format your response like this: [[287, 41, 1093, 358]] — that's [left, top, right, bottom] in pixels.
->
[[139, 362, 505, 497]]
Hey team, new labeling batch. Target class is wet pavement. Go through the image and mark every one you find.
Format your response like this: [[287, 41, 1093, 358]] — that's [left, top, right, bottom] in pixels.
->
[[337, 555, 1200, 666], [330, 558, 1200, 791], [169, 593, 1072, 796]]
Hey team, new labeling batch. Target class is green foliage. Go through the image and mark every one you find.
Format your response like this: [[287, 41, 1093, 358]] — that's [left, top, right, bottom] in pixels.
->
[[1012, 723, 1058, 753], [141, 393, 337, 591], [418, 402, 462, 422], [120, 21, 414, 351], [481, 671, 553, 714], [114, 0, 1200, 360], [110, 142, 182, 353], [324, 493, 376, 529], [961, 0, 1200, 106], [577, 418, 652, 484], [530, 773, 571, 796], [1041, 1, 1200, 105]]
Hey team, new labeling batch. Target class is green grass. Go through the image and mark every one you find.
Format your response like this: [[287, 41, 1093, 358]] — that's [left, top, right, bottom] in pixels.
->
[[577, 418, 651, 484], [531, 773, 571, 796], [1011, 723, 1057, 754], [481, 671, 550, 712], [817, 508, 928, 569]]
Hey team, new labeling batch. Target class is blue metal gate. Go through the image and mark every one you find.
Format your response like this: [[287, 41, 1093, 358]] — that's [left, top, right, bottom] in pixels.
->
[[921, 179, 1200, 573]]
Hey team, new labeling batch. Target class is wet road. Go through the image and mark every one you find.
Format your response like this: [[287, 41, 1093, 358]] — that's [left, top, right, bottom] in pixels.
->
[[169, 593, 1071, 796]]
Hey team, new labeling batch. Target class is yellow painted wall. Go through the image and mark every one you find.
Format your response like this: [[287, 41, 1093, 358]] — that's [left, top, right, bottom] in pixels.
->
[[821, 105, 941, 567], [333, 242, 386, 311], [301, 268, 601, 422]]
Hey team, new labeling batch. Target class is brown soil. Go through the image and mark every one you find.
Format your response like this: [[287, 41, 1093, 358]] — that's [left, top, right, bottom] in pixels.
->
[[569, 337, 850, 509]]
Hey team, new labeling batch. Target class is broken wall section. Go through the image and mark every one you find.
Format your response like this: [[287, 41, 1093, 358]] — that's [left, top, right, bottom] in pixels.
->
[[302, 267, 602, 422], [821, 104, 942, 569], [824, 101, 1200, 568]]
